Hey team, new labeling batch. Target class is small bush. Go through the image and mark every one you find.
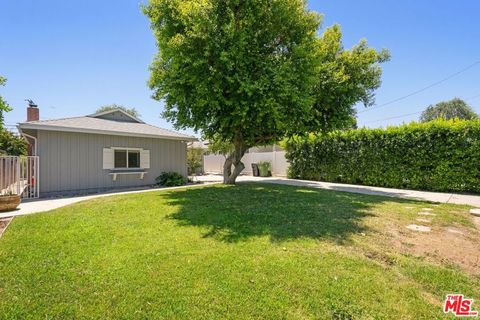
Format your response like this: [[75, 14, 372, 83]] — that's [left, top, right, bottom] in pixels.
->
[[155, 172, 187, 187], [0, 129, 27, 156], [285, 119, 480, 193]]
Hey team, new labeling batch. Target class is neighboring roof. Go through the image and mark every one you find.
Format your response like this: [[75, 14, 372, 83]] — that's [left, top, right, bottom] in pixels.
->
[[188, 140, 210, 149], [18, 109, 197, 141]]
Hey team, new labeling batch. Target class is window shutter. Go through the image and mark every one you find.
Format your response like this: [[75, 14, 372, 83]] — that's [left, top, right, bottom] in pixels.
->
[[103, 148, 114, 169], [140, 149, 150, 169]]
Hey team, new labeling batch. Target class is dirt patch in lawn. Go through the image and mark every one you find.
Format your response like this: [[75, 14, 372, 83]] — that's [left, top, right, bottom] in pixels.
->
[[0, 217, 13, 238], [392, 223, 480, 274]]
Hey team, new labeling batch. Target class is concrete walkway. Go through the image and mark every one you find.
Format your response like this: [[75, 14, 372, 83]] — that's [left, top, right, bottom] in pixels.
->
[[0, 182, 219, 219], [194, 174, 480, 206], [2, 175, 479, 219]]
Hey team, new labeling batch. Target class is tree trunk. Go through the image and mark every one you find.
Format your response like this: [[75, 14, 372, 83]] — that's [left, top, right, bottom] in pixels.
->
[[223, 134, 248, 185]]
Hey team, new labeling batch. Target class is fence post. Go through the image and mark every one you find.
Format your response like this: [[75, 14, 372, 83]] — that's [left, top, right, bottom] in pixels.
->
[[36, 156, 39, 198], [16, 157, 20, 195]]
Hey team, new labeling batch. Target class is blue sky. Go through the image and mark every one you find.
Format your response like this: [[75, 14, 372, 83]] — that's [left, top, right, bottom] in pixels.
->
[[1, 0, 479, 135]]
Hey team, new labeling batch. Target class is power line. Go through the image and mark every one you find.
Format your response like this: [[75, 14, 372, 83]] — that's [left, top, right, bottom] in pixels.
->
[[465, 93, 480, 101], [358, 60, 480, 114], [363, 94, 480, 125], [363, 111, 422, 124]]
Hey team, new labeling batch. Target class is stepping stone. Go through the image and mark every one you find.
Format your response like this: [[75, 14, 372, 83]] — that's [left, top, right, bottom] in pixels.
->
[[421, 208, 433, 211], [404, 206, 415, 209], [418, 212, 436, 216], [469, 209, 480, 217], [416, 218, 431, 223], [406, 224, 431, 232], [446, 228, 463, 235]]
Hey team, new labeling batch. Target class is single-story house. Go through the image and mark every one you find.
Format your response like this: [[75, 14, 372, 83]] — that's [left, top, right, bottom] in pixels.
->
[[18, 104, 196, 197]]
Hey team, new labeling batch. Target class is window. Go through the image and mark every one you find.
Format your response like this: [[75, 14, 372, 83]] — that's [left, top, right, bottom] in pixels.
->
[[128, 151, 140, 168], [114, 150, 127, 168], [114, 149, 140, 169]]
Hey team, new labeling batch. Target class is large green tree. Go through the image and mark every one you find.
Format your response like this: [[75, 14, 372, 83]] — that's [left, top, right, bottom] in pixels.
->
[[145, 0, 389, 184], [420, 98, 477, 122]]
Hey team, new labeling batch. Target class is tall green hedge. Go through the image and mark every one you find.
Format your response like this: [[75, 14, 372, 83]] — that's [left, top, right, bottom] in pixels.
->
[[285, 119, 480, 193]]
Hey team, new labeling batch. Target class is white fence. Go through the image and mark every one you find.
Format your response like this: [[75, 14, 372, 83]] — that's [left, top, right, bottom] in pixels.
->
[[203, 151, 289, 176], [0, 156, 39, 199]]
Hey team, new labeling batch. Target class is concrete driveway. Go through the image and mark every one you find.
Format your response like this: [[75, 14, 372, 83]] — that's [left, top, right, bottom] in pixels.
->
[[194, 174, 480, 207]]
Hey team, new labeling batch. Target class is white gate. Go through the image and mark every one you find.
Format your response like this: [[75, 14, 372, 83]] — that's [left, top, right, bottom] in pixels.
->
[[0, 156, 39, 199]]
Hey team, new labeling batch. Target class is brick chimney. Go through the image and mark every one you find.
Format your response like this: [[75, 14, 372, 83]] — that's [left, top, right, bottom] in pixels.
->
[[26, 99, 39, 122]]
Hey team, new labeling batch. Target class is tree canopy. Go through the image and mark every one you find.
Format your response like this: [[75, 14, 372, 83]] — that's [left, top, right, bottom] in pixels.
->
[[0, 76, 12, 127], [0, 130, 27, 156], [145, 0, 389, 183], [96, 104, 141, 118], [420, 98, 477, 122], [207, 136, 234, 156], [0, 75, 27, 156]]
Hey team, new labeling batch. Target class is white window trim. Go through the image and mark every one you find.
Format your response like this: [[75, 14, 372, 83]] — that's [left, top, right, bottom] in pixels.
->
[[103, 147, 150, 177]]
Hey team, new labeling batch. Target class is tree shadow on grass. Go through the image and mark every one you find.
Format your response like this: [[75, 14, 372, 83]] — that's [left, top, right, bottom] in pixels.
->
[[162, 183, 411, 243]]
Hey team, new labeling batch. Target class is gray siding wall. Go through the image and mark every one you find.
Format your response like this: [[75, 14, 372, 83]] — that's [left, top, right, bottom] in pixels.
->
[[37, 130, 187, 195]]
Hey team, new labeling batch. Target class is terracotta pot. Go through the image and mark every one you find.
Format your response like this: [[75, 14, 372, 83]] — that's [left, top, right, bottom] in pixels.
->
[[0, 195, 21, 212]]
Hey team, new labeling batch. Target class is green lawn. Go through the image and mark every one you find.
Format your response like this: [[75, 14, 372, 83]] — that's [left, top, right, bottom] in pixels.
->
[[0, 183, 479, 319]]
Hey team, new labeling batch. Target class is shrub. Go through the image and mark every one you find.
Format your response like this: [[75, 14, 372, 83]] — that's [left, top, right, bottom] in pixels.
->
[[257, 161, 272, 177], [0, 129, 27, 156], [155, 172, 187, 187], [285, 119, 480, 193], [187, 148, 203, 175]]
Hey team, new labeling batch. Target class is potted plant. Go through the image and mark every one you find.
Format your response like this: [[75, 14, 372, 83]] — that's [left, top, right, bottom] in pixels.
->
[[0, 190, 20, 212], [257, 161, 272, 177]]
